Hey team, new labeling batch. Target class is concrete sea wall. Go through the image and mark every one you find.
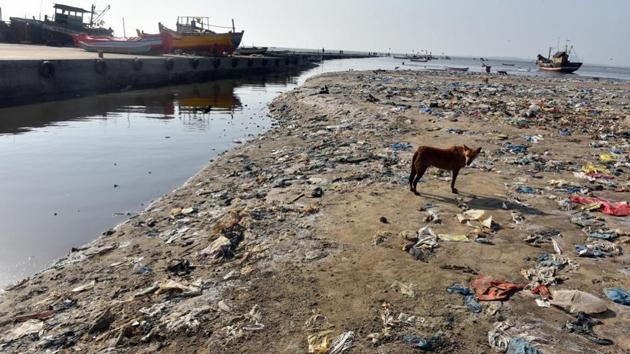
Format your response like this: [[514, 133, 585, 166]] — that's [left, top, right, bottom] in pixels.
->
[[0, 55, 311, 106]]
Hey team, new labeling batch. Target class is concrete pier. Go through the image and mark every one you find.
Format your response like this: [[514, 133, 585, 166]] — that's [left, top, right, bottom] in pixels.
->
[[0, 44, 313, 107]]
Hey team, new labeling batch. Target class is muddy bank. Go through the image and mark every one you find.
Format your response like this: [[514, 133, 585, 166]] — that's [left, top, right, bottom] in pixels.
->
[[0, 70, 629, 353]]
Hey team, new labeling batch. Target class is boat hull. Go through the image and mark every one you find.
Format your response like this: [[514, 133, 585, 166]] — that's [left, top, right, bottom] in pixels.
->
[[74, 34, 166, 55], [538, 62, 582, 73], [235, 47, 268, 55], [445, 66, 469, 72], [9, 17, 113, 46], [159, 23, 243, 55]]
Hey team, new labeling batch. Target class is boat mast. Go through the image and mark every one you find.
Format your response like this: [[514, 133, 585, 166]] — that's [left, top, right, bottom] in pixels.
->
[[90, 4, 95, 27]]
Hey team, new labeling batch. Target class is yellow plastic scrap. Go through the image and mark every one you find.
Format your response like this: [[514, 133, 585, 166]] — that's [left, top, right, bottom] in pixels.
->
[[582, 203, 603, 211], [581, 163, 610, 174], [599, 154, 617, 163], [307, 330, 333, 353]]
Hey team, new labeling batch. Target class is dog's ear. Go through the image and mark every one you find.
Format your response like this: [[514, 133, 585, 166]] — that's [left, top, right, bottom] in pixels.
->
[[476, 147, 482, 153], [463, 145, 470, 150]]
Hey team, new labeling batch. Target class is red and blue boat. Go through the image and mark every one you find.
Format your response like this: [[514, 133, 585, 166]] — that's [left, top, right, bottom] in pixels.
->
[[73, 33, 169, 55]]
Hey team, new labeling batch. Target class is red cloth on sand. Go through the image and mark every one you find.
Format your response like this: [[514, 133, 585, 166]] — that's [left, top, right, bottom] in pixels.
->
[[570, 195, 630, 216], [471, 275, 526, 301]]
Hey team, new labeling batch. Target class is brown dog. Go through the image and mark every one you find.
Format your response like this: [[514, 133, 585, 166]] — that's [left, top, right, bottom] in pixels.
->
[[409, 145, 481, 194]]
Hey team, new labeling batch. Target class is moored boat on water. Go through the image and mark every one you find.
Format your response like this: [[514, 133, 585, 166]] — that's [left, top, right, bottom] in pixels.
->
[[445, 66, 469, 72], [158, 16, 243, 56], [73, 33, 168, 55], [536, 43, 582, 73]]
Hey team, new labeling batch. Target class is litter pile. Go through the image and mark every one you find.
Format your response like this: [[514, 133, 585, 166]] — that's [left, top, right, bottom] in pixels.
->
[[0, 69, 628, 353]]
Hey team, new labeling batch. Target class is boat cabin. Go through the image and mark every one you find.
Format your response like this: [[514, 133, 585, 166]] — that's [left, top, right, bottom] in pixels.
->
[[551, 51, 569, 65], [176, 17, 216, 34], [52, 4, 90, 28]]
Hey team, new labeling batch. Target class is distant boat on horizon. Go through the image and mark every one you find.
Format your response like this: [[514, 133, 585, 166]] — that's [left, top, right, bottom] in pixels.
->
[[537, 43, 582, 73]]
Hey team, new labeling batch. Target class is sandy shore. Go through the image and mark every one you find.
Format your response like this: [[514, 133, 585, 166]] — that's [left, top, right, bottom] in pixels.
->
[[0, 70, 629, 353]]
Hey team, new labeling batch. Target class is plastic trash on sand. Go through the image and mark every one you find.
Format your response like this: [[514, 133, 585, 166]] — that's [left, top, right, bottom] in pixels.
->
[[566, 312, 613, 345], [438, 234, 469, 242], [71, 280, 96, 293], [559, 128, 571, 137], [404, 226, 439, 261], [586, 229, 617, 241], [2, 319, 43, 342], [154, 280, 201, 297], [549, 290, 607, 314], [481, 216, 500, 231], [198, 236, 232, 258], [391, 281, 416, 298], [581, 163, 610, 175], [446, 283, 481, 313], [575, 241, 621, 258], [524, 229, 561, 247], [506, 337, 540, 354], [570, 212, 605, 228], [329, 331, 354, 354], [390, 142, 412, 151], [403, 334, 441, 350], [599, 153, 618, 163], [456, 209, 485, 223], [524, 135, 544, 144], [308, 330, 332, 353], [488, 319, 549, 353], [603, 288, 630, 306], [516, 186, 537, 194]]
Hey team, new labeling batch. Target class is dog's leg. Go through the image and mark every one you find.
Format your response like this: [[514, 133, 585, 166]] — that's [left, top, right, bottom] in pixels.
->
[[409, 163, 416, 192], [409, 150, 419, 192], [413, 164, 428, 195], [451, 168, 460, 194]]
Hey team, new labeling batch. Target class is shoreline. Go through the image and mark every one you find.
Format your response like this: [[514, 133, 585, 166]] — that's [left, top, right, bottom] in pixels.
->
[[1, 70, 629, 352]]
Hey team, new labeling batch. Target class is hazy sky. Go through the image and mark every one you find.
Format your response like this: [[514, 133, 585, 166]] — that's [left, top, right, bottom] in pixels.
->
[[2, 0, 629, 65]]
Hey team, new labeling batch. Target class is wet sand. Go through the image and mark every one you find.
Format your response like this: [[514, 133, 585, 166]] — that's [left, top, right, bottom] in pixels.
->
[[0, 70, 628, 353]]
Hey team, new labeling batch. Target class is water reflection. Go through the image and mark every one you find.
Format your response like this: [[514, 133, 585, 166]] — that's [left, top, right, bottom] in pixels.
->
[[0, 70, 303, 135]]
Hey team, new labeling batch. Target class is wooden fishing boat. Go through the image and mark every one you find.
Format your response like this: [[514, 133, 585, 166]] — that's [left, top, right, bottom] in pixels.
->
[[235, 46, 268, 55], [9, 3, 112, 46], [73, 33, 167, 55], [445, 66, 469, 72], [159, 17, 243, 56], [537, 42, 582, 73]]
